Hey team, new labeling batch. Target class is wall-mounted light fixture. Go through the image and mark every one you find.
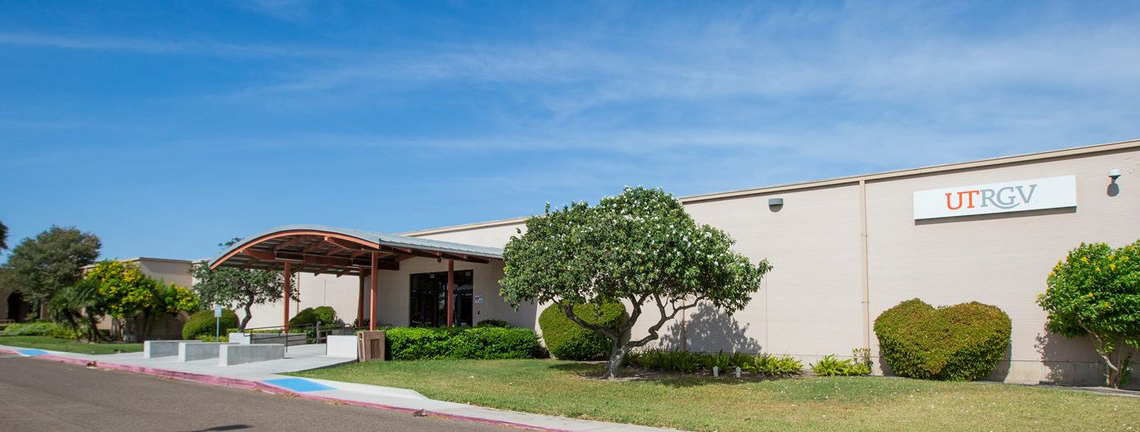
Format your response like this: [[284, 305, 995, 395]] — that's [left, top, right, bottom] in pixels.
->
[[768, 197, 784, 212], [1108, 168, 1122, 198]]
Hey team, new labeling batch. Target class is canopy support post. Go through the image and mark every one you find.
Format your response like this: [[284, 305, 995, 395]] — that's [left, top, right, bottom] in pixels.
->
[[446, 260, 455, 327], [370, 252, 378, 331], [357, 270, 367, 329], [283, 262, 292, 333]]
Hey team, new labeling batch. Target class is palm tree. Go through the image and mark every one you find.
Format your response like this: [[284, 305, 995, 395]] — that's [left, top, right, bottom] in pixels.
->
[[48, 279, 106, 341]]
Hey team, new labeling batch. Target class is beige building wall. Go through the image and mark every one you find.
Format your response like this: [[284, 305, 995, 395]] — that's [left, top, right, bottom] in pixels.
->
[[676, 184, 865, 360], [862, 147, 1140, 385], [403, 140, 1140, 387], [237, 139, 1137, 387]]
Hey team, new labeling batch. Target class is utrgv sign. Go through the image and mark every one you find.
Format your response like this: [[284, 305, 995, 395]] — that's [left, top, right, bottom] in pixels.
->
[[913, 175, 1077, 220]]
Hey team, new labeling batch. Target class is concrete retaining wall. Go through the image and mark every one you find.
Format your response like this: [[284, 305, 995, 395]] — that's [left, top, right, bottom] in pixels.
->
[[326, 335, 357, 359], [228, 332, 250, 344], [178, 342, 235, 362], [218, 343, 285, 366], [144, 340, 200, 359]]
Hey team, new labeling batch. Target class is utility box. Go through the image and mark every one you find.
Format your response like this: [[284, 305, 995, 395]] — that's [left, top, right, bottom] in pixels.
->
[[358, 330, 385, 362]]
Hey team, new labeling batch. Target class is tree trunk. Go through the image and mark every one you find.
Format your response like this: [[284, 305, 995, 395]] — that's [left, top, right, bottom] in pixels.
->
[[140, 312, 151, 342], [603, 345, 628, 379], [62, 314, 81, 341], [602, 330, 633, 379], [240, 302, 254, 331], [85, 312, 103, 342]]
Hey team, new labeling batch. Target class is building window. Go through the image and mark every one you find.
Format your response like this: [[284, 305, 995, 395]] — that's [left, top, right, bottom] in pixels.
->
[[409, 270, 473, 327]]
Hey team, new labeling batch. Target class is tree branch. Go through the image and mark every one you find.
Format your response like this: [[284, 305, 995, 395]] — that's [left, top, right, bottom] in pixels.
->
[[626, 295, 707, 348], [559, 300, 619, 340]]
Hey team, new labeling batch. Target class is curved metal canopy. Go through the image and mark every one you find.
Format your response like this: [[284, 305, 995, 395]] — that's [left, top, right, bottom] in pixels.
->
[[210, 224, 503, 276]]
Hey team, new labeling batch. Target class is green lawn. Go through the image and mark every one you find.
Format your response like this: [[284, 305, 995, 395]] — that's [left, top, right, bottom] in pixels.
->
[[0, 336, 143, 355], [291, 359, 1140, 432]]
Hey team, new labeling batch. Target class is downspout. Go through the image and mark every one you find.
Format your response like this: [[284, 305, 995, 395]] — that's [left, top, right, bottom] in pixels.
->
[[859, 179, 871, 352]]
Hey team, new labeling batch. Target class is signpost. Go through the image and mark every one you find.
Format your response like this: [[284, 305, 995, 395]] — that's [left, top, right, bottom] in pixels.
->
[[214, 306, 223, 341]]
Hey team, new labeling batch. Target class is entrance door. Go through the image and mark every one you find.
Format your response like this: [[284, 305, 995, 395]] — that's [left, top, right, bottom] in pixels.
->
[[409, 270, 473, 327], [7, 291, 30, 323]]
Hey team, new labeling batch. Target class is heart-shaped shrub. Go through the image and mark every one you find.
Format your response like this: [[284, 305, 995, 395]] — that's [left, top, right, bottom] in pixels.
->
[[874, 299, 1011, 381]]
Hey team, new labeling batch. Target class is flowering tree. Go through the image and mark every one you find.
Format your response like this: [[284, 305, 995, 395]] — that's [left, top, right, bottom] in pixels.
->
[[500, 187, 772, 378], [1038, 240, 1140, 388], [85, 260, 198, 341]]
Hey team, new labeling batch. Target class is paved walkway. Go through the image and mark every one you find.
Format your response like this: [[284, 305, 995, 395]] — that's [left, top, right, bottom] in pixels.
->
[[0, 344, 675, 432]]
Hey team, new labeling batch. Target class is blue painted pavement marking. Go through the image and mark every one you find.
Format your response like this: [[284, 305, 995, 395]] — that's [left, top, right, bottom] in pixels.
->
[[263, 378, 335, 393], [17, 349, 49, 356]]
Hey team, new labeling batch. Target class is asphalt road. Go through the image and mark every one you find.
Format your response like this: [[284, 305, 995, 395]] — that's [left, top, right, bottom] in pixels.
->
[[0, 353, 509, 432]]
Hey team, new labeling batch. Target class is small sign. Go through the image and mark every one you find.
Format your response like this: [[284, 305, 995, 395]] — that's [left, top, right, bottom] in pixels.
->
[[214, 306, 223, 318], [913, 175, 1077, 220], [473, 295, 484, 304]]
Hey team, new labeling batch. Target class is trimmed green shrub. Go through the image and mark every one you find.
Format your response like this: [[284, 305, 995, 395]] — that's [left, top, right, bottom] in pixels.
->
[[3, 321, 68, 337], [182, 309, 238, 340], [744, 354, 804, 377], [811, 354, 871, 376], [386, 327, 543, 360], [538, 302, 628, 360], [313, 306, 337, 325], [289, 306, 339, 327], [874, 298, 1011, 381], [288, 308, 315, 327], [476, 319, 510, 328]]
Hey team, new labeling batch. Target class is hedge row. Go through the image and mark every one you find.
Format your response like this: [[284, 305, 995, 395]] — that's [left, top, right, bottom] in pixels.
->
[[385, 326, 545, 360], [625, 349, 804, 376], [3, 321, 75, 339]]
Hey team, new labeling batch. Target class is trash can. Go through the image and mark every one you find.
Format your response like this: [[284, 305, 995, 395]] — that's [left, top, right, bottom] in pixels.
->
[[358, 330, 385, 362]]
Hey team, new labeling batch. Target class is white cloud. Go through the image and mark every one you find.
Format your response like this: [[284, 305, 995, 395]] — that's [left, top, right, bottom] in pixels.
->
[[0, 32, 341, 58]]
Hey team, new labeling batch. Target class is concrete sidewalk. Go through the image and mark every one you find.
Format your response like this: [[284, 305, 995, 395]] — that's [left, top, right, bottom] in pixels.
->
[[0, 344, 675, 432]]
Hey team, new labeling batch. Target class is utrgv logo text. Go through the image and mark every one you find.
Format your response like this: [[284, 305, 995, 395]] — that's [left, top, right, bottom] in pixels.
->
[[945, 184, 1038, 210]]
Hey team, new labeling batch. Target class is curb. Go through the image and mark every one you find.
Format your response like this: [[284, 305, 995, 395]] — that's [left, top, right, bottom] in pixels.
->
[[1, 348, 565, 432]]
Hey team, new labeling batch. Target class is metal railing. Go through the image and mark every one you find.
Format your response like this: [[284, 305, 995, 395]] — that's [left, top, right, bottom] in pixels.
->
[[240, 322, 355, 350]]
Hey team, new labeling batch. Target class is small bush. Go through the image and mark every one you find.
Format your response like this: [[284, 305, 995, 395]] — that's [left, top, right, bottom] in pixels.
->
[[196, 335, 229, 342], [744, 354, 804, 377], [288, 306, 339, 327], [874, 299, 1011, 381], [812, 353, 871, 376], [312, 306, 337, 325], [538, 302, 627, 360], [4, 321, 68, 337], [704, 351, 752, 371], [476, 319, 510, 328], [288, 308, 315, 327], [628, 349, 804, 377], [386, 327, 543, 360], [182, 309, 238, 340]]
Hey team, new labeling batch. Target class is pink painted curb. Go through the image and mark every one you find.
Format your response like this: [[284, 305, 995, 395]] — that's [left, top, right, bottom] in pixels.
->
[[1, 347, 566, 432]]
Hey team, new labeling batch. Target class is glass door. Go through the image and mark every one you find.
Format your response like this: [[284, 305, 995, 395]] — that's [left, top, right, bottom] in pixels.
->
[[409, 270, 473, 327]]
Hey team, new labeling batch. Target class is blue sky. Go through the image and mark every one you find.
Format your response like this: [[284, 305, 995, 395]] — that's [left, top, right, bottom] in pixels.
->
[[1, 0, 1138, 261]]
